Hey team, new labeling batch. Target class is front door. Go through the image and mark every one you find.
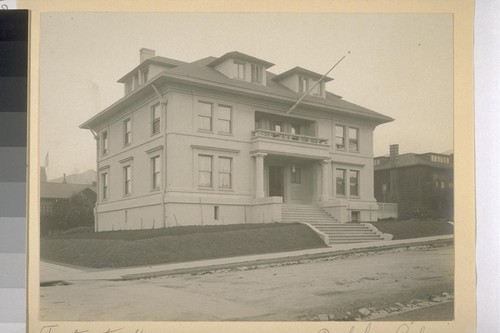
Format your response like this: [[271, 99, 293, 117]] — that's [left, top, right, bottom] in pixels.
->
[[269, 166, 285, 200]]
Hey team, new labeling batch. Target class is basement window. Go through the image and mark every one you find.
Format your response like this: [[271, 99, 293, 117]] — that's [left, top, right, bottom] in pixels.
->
[[214, 206, 219, 220]]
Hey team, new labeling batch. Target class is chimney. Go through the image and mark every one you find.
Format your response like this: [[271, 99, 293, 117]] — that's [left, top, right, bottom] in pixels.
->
[[389, 144, 399, 159], [140, 48, 155, 63]]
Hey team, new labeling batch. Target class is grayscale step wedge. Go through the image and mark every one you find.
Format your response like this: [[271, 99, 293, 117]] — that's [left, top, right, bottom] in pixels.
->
[[281, 204, 383, 244]]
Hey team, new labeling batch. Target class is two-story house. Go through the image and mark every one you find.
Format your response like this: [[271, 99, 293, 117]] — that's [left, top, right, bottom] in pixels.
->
[[80, 49, 393, 232]]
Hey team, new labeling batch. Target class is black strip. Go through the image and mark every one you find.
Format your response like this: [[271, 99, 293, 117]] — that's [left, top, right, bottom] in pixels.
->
[[0, 112, 27, 147]]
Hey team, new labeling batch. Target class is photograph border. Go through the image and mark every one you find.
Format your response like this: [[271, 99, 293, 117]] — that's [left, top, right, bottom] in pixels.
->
[[24, 0, 475, 332]]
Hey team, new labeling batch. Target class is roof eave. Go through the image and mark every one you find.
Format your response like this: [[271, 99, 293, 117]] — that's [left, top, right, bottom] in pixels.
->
[[81, 72, 393, 130]]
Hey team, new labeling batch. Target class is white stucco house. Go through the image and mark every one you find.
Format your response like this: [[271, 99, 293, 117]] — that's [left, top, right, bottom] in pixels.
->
[[80, 49, 393, 233]]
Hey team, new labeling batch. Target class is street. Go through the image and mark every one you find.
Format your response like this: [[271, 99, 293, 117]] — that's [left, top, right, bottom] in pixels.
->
[[40, 244, 454, 321]]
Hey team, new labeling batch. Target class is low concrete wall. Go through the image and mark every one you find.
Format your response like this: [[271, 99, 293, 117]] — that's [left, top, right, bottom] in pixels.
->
[[378, 202, 398, 220], [95, 195, 283, 231], [320, 199, 379, 222]]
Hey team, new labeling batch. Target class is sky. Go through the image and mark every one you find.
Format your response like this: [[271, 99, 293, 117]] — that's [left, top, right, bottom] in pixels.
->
[[39, 13, 453, 180]]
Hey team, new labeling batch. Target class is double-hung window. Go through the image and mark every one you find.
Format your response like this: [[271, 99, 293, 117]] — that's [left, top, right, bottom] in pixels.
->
[[123, 118, 131, 146], [198, 102, 213, 131], [151, 103, 161, 135], [234, 61, 245, 79], [349, 170, 359, 197], [198, 155, 213, 187], [251, 64, 263, 83], [101, 172, 109, 200], [101, 131, 109, 156], [336, 169, 346, 196], [335, 125, 345, 150], [218, 157, 232, 189], [151, 156, 161, 190], [123, 165, 132, 195], [218, 105, 232, 134], [299, 76, 309, 93], [349, 127, 359, 152], [312, 80, 322, 96]]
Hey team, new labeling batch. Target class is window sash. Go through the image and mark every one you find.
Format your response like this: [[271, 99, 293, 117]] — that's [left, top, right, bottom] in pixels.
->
[[152, 104, 161, 135], [218, 105, 232, 133], [218, 157, 232, 189], [101, 131, 108, 155], [151, 156, 161, 189], [234, 62, 245, 79], [251, 64, 262, 83], [198, 102, 213, 131], [335, 125, 345, 150], [336, 169, 346, 196], [101, 173, 108, 200], [349, 127, 359, 152], [124, 119, 131, 145], [350, 170, 359, 196], [123, 166, 132, 195], [299, 76, 309, 92], [199, 155, 213, 187]]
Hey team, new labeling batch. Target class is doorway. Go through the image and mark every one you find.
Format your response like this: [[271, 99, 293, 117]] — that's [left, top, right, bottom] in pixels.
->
[[269, 166, 285, 200]]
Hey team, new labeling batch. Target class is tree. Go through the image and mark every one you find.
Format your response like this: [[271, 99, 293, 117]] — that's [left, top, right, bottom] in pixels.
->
[[52, 192, 95, 231]]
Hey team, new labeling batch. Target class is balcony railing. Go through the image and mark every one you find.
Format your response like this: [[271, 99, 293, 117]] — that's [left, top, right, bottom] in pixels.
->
[[251, 129, 329, 145]]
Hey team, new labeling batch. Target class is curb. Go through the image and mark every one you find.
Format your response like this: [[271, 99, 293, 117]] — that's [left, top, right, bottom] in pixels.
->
[[119, 237, 453, 281]]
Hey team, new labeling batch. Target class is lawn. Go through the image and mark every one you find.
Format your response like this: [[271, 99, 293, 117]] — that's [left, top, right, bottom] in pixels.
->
[[371, 218, 453, 240], [41, 223, 327, 268]]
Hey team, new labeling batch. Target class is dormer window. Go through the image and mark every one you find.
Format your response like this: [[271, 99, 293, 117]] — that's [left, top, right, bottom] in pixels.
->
[[234, 61, 246, 79], [251, 64, 263, 83], [125, 79, 132, 95], [299, 76, 309, 93], [141, 69, 149, 84], [312, 80, 323, 96]]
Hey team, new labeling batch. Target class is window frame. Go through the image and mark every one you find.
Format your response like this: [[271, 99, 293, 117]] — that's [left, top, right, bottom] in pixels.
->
[[101, 130, 109, 156], [336, 168, 346, 196], [218, 156, 232, 189], [141, 68, 149, 84], [151, 103, 161, 136], [349, 169, 360, 197], [151, 155, 161, 191], [299, 76, 309, 93], [251, 64, 263, 83], [234, 61, 246, 80], [335, 125, 346, 150], [217, 104, 232, 134], [349, 127, 359, 152], [101, 171, 109, 201], [123, 164, 132, 196], [198, 101, 213, 132], [123, 118, 132, 146], [198, 155, 213, 188]]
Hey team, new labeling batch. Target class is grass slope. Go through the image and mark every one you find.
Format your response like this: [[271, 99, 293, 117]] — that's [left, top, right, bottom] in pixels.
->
[[371, 218, 453, 240], [41, 223, 326, 268]]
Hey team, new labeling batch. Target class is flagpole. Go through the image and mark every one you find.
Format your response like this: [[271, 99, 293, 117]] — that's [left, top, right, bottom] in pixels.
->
[[285, 51, 350, 115]]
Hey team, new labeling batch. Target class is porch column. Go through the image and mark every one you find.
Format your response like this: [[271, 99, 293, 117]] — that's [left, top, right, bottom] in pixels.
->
[[252, 153, 267, 198], [320, 160, 330, 201]]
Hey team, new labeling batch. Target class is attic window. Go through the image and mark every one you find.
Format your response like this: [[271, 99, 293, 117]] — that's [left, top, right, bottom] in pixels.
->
[[125, 79, 132, 94], [312, 80, 323, 96], [299, 76, 309, 93], [141, 69, 149, 84], [251, 64, 263, 83], [234, 61, 245, 79]]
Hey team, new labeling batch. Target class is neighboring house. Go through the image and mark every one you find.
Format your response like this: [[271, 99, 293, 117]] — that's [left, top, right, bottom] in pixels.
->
[[374, 145, 453, 219], [80, 49, 393, 232], [40, 170, 97, 234]]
